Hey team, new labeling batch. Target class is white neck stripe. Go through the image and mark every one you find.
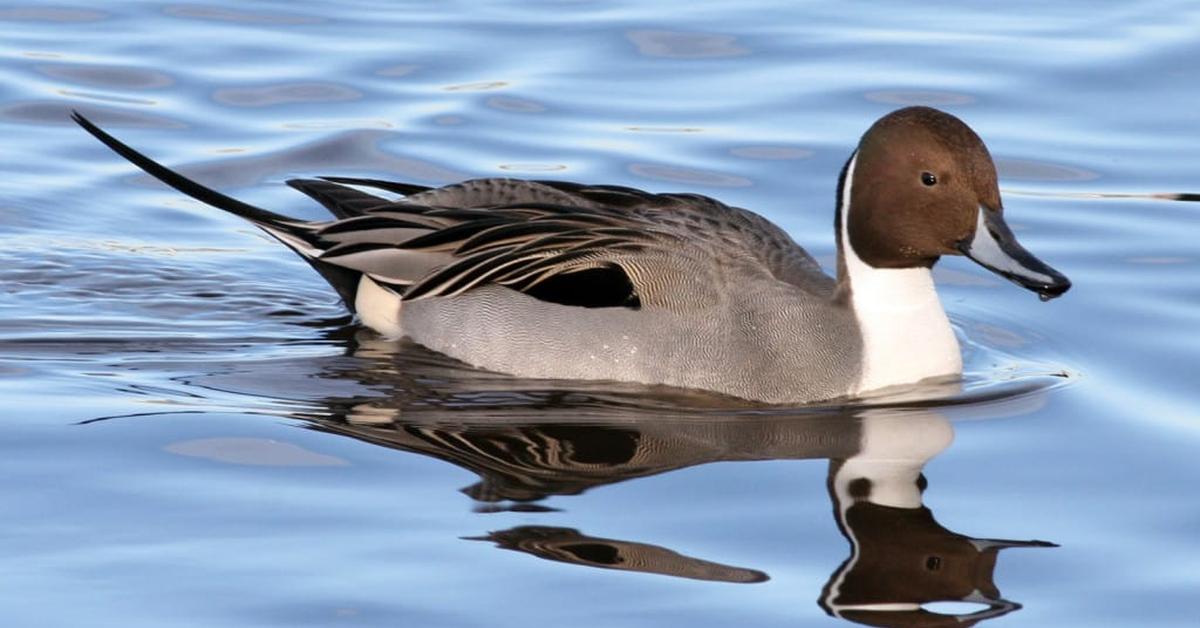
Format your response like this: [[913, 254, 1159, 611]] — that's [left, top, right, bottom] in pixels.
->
[[839, 153, 962, 395]]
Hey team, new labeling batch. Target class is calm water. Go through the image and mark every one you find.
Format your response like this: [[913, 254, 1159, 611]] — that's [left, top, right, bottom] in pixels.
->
[[2, 2, 1199, 626]]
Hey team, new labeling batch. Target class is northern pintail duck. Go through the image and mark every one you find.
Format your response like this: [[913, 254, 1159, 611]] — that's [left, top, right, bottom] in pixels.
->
[[73, 107, 1069, 404]]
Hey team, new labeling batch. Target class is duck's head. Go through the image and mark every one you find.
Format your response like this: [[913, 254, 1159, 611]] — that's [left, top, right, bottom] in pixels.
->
[[841, 106, 1070, 300]]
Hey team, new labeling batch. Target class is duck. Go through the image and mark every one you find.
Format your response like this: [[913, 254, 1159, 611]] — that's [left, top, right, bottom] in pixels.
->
[[72, 106, 1069, 404]]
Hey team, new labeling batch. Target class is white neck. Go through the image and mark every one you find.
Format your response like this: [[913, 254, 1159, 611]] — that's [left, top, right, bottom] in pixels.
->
[[839, 153, 962, 396]]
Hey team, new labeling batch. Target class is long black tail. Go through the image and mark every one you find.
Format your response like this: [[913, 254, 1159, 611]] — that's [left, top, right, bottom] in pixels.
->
[[72, 111, 363, 309], [71, 111, 307, 232]]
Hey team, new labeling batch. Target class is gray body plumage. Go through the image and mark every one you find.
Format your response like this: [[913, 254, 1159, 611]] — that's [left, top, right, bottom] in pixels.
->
[[405, 281, 860, 403]]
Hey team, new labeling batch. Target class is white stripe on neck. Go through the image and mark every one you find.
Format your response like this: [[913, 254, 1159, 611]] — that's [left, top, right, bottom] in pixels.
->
[[839, 153, 962, 395]]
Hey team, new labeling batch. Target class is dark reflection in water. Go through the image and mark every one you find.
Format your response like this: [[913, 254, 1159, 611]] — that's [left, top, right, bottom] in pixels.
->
[[144, 337, 1058, 626], [213, 82, 363, 107], [56, 91, 158, 106], [375, 64, 418, 77], [0, 102, 185, 128], [0, 7, 107, 22], [995, 158, 1099, 182], [35, 64, 174, 89], [161, 4, 323, 25], [467, 526, 770, 584], [627, 162, 753, 187], [864, 90, 975, 106], [485, 96, 547, 113], [730, 145, 815, 160], [626, 30, 750, 59], [119, 129, 467, 189], [820, 416, 1055, 626]]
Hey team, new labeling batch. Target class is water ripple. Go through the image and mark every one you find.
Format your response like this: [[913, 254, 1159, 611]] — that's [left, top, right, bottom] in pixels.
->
[[131, 129, 468, 188], [161, 4, 323, 25], [213, 82, 363, 107], [626, 30, 750, 58], [628, 162, 752, 187], [729, 146, 814, 160], [996, 157, 1101, 182], [864, 89, 976, 105], [35, 63, 174, 89], [0, 101, 184, 127], [0, 6, 107, 22], [485, 96, 547, 113]]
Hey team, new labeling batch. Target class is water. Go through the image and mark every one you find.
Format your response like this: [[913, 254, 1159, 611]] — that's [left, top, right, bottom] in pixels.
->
[[2, 2, 1198, 626]]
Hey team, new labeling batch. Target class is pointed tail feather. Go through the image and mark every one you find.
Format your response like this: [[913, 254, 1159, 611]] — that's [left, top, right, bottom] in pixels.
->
[[72, 112, 308, 231], [72, 111, 366, 310]]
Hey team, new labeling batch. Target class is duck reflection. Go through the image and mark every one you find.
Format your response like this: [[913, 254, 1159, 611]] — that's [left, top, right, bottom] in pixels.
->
[[466, 526, 769, 583], [210, 336, 1055, 625], [821, 414, 1055, 626]]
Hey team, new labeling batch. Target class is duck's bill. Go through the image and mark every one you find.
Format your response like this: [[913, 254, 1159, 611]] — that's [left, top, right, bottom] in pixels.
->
[[968, 537, 1060, 551], [957, 208, 1071, 301]]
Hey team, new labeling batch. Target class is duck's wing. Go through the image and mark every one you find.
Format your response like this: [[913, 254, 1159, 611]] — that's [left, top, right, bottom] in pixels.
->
[[292, 177, 835, 303], [293, 178, 835, 310], [300, 183, 693, 309]]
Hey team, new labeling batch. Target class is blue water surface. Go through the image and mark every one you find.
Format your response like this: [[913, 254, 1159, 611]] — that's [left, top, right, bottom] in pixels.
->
[[2, 2, 1199, 627]]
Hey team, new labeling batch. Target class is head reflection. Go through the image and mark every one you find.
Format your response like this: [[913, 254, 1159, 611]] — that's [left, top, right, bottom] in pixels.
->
[[820, 411, 1055, 627]]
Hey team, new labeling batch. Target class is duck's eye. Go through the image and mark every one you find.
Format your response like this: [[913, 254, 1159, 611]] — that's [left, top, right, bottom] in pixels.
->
[[921, 172, 938, 186]]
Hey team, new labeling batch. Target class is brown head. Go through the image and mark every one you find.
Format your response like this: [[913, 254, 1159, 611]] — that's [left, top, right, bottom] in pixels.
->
[[839, 107, 1070, 299]]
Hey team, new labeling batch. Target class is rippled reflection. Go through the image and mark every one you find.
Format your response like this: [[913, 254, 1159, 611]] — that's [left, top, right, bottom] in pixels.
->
[[485, 96, 547, 113], [820, 413, 1054, 626], [443, 81, 509, 92], [730, 146, 814, 160], [165, 436, 348, 466], [35, 64, 174, 89], [468, 526, 769, 583], [626, 30, 749, 58], [995, 158, 1100, 182], [0, 6, 107, 22], [213, 82, 362, 107], [161, 4, 322, 25], [498, 163, 568, 172], [0, 102, 185, 127], [122, 129, 467, 188], [375, 64, 418, 77], [864, 90, 976, 106], [155, 337, 1057, 625], [627, 163, 752, 187]]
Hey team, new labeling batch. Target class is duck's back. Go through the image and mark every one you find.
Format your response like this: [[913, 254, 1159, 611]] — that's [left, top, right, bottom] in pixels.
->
[[400, 178, 837, 296]]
